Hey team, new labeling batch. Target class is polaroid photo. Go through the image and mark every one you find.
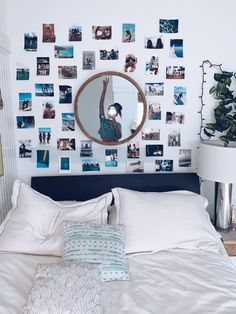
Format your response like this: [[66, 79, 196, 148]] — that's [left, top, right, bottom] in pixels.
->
[[35, 83, 54, 96], [148, 101, 161, 120], [170, 39, 183, 58], [16, 116, 35, 129], [19, 140, 32, 158], [127, 142, 140, 158], [69, 25, 82, 41], [42, 24, 55, 43], [105, 149, 118, 167], [146, 56, 159, 75], [168, 129, 181, 147], [82, 159, 100, 172], [37, 57, 50, 76], [155, 159, 173, 172], [16, 67, 29, 80], [100, 48, 119, 60], [92, 26, 112, 40], [80, 140, 92, 157], [124, 54, 137, 72], [59, 156, 71, 174], [19, 93, 32, 111], [145, 36, 163, 49], [42, 101, 55, 119], [127, 160, 144, 173], [166, 66, 185, 79], [122, 23, 135, 42], [142, 128, 160, 141], [83, 51, 95, 70], [24, 33, 37, 51], [179, 149, 192, 167], [37, 150, 49, 168], [38, 127, 51, 145], [54, 45, 74, 58], [62, 113, 75, 131], [145, 83, 164, 96], [58, 66, 77, 79], [146, 144, 163, 157], [174, 86, 186, 105], [159, 19, 179, 33], [57, 138, 76, 151], [166, 112, 185, 125]]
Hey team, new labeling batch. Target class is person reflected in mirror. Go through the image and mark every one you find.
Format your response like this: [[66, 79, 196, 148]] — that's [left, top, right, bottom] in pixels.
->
[[98, 78, 122, 142]]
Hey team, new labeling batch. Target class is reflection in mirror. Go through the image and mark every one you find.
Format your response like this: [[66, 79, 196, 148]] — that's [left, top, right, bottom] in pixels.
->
[[74, 72, 147, 145]]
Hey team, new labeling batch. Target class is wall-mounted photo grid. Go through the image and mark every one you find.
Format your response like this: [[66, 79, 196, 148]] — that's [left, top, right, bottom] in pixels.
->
[[16, 18, 192, 174]]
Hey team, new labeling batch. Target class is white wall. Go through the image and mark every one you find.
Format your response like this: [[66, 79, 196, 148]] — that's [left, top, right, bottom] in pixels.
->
[[4, 0, 236, 219]]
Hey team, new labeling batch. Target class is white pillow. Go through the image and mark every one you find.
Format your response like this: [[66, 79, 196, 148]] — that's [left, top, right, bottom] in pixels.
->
[[112, 188, 222, 254], [0, 179, 112, 256]]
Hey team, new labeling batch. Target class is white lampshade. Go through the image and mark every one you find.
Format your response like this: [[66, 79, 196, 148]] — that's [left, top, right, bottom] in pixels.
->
[[197, 141, 236, 183]]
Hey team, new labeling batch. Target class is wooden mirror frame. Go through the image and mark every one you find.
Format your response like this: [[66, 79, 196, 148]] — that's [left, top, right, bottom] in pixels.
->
[[74, 71, 147, 146]]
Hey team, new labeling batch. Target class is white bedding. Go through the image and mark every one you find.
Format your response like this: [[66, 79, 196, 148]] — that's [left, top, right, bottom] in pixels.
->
[[1, 249, 236, 314]]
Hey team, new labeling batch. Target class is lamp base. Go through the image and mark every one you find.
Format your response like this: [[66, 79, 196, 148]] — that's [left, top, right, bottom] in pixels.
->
[[215, 182, 232, 232]]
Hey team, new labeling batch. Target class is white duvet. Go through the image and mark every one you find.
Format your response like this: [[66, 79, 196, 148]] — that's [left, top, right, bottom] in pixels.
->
[[0, 249, 236, 314]]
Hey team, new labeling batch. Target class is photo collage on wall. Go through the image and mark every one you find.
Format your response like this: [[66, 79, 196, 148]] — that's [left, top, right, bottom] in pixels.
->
[[16, 18, 191, 173]]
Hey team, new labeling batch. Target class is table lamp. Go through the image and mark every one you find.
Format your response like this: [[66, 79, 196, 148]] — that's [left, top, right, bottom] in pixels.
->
[[197, 141, 236, 231]]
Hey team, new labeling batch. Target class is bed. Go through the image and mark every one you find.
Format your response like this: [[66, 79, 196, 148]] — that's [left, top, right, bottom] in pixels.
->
[[0, 173, 236, 314]]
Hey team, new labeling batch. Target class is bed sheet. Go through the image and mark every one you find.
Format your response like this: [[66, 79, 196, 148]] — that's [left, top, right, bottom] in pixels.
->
[[0, 250, 236, 314]]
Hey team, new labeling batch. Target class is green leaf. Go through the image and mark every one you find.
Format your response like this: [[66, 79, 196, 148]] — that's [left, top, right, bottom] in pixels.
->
[[219, 135, 229, 145], [205, 123, 216, 131], [209, 86, 216, 94], [203, 128, 214, 138]]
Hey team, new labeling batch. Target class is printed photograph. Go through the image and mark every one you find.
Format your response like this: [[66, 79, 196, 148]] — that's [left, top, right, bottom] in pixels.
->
[[179, 149, 192, 167], [80, 140, 92, 157], [148, 102, 161, 120], [69, 25, 82, 41], [38, 127, 51, 145], [37, 150, 49, 168], [146, 144, 163, 157], [170, 39, 183, 58], [58, 66, 77, 79], [35, 83, 54, 96], [127, 160, 144, 173], [173, 86, 186, 105], [105, 149, 118, 167], [100, 48, 119, 60], [166, 112, 185, 124], [124, 54, 137, 72], [145, 83, 164, 96], [59, 85, 72, 103], [24, 33, 37, 51], [16, 67, 29, 80], [155, 159, 173, 172], [54, 45, 74, 58], [82, 159, 100, 172], [16, 116, 35, 129], [146, 56, 159, 75], [19, 140, 32, 158], [127, 142, 140, 158], [92, 26, 112, 40], [168, 129, 181, 147], [42, 101, 55, 119], [159, 19, 179, 33], [62, 113, 75, 131], [166, 66, 185, 79], [57, 138, 76, 151], [59, 156, 71, 174], [42, 24, 55, 42], [122, 23, 135, 42], [145, 36, 163, 49], [19, 93, 32, 111], [142, 128, 160, 140], [83, 51, 95, 70], [37, 57, 50, 76]]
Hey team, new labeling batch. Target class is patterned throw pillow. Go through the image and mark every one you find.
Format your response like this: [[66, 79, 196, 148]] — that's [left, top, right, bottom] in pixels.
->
[[63, 222, 129, 281]]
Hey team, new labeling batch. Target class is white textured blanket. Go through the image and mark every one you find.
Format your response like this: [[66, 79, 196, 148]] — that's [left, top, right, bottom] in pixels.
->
[[23, 262, 102, 314]]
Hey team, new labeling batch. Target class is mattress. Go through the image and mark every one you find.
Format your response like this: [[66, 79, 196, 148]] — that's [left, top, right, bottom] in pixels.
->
[[1, 249, 236, 314]]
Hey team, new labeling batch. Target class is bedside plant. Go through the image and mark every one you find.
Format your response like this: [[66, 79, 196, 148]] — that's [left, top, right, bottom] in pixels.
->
[[203, 71, 236, 146]]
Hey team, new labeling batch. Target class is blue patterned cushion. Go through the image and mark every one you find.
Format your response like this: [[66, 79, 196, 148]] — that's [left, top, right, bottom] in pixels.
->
[[63, 222, 129, 281]]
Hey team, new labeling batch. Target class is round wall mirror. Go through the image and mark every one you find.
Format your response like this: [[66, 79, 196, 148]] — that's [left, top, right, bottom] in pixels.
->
[[74, 71, 147, 145]]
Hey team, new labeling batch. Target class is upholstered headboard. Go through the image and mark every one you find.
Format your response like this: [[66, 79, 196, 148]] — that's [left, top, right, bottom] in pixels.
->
[[31, 173, 200, 201]]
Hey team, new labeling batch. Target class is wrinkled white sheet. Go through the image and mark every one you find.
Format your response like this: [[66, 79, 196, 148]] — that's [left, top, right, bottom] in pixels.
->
[[0, 250, 236, 314]]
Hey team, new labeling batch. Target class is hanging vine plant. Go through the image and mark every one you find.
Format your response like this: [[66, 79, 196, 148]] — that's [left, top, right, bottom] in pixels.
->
[[199, 60, 236, 146]]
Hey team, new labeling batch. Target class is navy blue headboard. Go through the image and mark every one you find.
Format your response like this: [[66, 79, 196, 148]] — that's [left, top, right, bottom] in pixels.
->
[[31, 173, 200, 201]]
